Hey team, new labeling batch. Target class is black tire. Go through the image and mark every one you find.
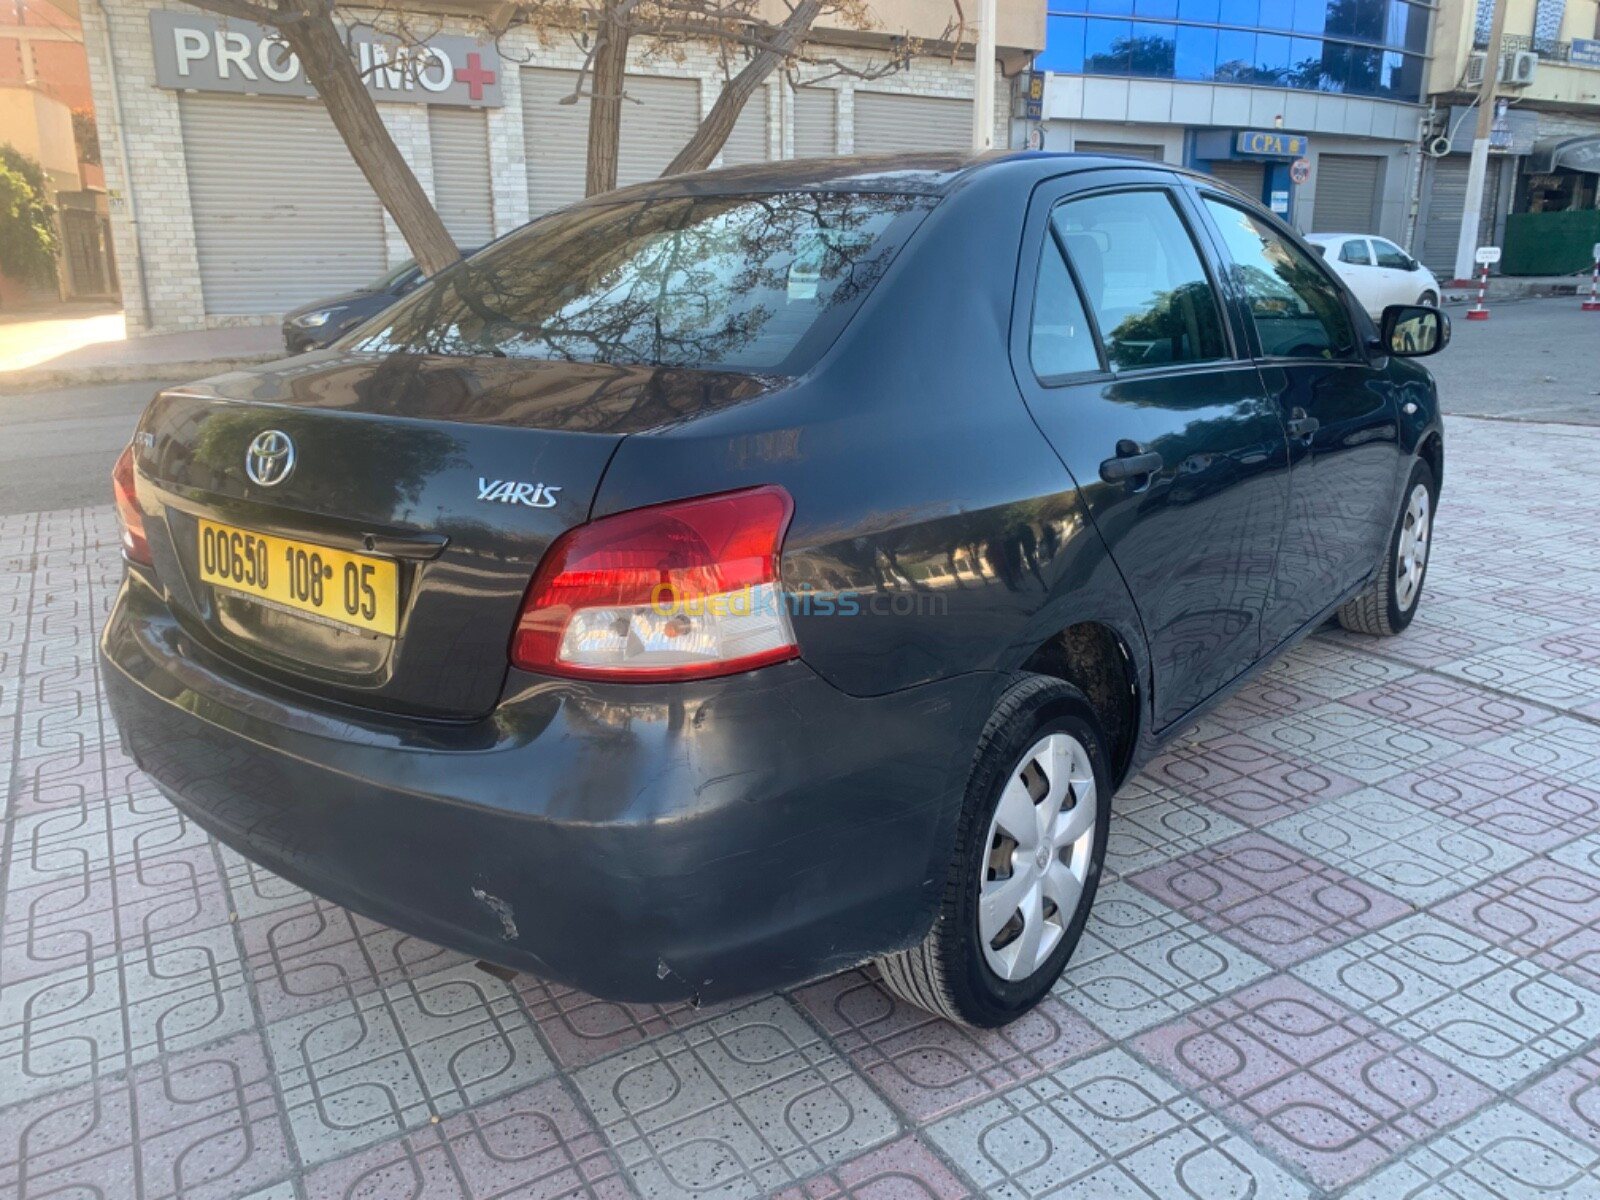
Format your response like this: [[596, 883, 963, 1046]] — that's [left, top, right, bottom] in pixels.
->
[[1337, 458, 1437, 636], [1418, 290, 1439, 307], [876, 674, 1112, 1028]]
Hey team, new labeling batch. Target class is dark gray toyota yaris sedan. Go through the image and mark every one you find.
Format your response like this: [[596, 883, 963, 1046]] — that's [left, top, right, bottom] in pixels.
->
[[103, 152, 1448, 1028]]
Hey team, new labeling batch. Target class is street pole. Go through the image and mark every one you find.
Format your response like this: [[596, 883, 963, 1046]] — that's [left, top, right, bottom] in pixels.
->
[[1453, 0, 1510, 283], [972, 0, 997, 153]]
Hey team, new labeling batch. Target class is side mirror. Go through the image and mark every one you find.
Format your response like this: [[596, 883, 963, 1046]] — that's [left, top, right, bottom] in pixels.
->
[[1380, 304, 1449, 357], [1406, 256, 1422, 272]]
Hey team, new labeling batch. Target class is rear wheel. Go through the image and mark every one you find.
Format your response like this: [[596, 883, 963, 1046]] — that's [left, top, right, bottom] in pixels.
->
[[1337, 458, 1436, 636], [876, 675, 1111, 1028]]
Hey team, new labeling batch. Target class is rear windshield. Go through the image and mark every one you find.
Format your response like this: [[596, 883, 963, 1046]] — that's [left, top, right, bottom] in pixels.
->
[[351, 191, 934, 374]]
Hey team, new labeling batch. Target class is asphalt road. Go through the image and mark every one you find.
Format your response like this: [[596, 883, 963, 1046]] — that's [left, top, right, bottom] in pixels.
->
[[2, 298, 1594, 515], [0, 380, 171, 515]]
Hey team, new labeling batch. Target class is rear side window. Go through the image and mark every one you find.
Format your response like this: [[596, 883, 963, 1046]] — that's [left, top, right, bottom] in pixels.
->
[[1030, 235, 1101, 378], [1201, 197, 1357, 361], [1339, 240, 1372, 265], [353, 191, 933, 373], [1050, 191, 1228, 372]]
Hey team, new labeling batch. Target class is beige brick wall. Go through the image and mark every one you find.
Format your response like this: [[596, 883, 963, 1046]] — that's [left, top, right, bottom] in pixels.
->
[[84, 0, 1012, 334]]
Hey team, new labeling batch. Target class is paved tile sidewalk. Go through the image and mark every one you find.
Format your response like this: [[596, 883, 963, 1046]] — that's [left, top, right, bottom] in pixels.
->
[[5, 414, 1600, 1199]]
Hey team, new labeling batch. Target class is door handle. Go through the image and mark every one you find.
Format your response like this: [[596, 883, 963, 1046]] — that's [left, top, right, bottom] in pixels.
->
[[1285, 411, 1320, 438], [1099, 444, 1164, 483]]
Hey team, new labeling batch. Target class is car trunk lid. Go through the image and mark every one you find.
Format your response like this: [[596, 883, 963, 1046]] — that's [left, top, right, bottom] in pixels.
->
[[133, 352, 776, 718]]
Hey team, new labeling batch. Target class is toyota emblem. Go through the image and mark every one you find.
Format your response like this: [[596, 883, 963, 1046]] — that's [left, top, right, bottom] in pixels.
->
[[245, 430, 295, 487]]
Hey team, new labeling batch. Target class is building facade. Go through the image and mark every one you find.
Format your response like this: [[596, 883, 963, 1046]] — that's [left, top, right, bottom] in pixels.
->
[[80, 1, 1043, 335], [1, 0, 118, 307], [1032, 1, 1434, 244], [1419, 0, 1600, 278]]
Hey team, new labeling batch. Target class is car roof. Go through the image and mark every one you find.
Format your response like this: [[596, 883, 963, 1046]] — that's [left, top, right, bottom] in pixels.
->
[[564, 150, 1223, 206]]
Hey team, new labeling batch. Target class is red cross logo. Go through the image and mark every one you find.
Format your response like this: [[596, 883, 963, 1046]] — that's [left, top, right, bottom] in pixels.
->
[[455, 52, 496, 101]]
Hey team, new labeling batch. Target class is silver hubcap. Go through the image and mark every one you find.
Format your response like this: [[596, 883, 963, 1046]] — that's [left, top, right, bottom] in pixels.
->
[[979, 733, 1098, 982], [1396, 483, 1431, 612]]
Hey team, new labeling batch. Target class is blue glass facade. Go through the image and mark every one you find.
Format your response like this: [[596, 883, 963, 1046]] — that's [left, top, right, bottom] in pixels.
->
[[1039, 1, 1429, 102]]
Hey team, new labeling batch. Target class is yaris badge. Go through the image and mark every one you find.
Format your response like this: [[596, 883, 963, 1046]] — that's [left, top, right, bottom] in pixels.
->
[[245, 430, 295, 487], [478, 479, 560, 508]]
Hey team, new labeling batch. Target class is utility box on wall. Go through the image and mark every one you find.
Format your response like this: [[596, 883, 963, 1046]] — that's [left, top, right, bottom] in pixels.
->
[[1502, 210, 1600, 275]]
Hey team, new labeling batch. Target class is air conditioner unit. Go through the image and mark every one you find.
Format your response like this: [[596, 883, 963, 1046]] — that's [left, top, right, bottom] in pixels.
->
[[1466, 50, 1524, 85]]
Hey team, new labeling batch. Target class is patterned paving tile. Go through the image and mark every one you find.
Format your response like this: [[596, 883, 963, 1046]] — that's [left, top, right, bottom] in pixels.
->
[[516, 975, 732, 1070], [1130, 832, 1412, 968], [1433, 859, 1600, 996], [1441, 645, 1600, 711], [1250, 641, 1416, 700], [0, 1031, 292, 1200], [1294, 914, 1600, 1090], [1341, 673, 1547, 746], [767, 1136, 971, 1200], [0, 926, 252, 1103], [1341, 1103, 1600, 1199], [792, 969, 1104, 1121], [1250, 701, 1468, 786], [1053, 883, 1272, 1039], [1134, 975, 1493, 1190], [266, 961, 554, 1166], [1264, 788, 1530, 906], [1100, 773, 1248, 880], [241, 896, 471, 1023], [573, 996, 898, 1200], [923, 1048, 1310, 1198], [1379, 747, 1600, 853], [301, 1078, 629, 1200], [1552, 831, 1600, 881], [1478, 715, 1600, 782], [1518, 1044, 1600, 1156], [1138, 732, 1363, 828]]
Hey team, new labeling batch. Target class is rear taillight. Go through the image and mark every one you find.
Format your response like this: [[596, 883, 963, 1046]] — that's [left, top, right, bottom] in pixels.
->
[[112, 444, 152, 565], [511, 486, 798, 682]]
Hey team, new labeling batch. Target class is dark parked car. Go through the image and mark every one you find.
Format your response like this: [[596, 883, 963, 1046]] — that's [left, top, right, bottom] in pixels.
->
[[281, 252, 474, 352], [104, 153, 1447, 1028]]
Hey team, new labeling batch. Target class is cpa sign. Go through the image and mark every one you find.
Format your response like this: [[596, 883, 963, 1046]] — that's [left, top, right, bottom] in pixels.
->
[[149, 12, 503, 107]]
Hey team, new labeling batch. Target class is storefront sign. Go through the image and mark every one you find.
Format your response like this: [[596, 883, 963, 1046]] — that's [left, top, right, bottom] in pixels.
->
[[1572, 39, 1600, 68], [1023, 71, 1044, 121], [149, 11, 503, 107], [1236, 130, 1308, 158]]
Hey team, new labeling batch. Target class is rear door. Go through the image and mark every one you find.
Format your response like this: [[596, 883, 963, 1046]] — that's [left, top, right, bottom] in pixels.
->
[[1191, 189, 1401, 650], [1011, 171, 1290, 732]]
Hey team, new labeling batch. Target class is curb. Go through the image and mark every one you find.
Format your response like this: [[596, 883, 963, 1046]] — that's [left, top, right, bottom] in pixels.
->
[[0, 354, 282, 395]]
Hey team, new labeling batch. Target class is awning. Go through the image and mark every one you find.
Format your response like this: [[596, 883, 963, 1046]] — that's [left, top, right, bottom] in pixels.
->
[[1528, 136, 1600, 175]]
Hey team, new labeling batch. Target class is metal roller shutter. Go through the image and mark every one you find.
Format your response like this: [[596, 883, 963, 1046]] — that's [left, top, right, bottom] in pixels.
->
[[1206, 160, 1266, 202], [720, 87, 770, 166], [1420, 155, 1469, 276], [178, 94, 386, 316], [853, 91, 971, 154], [1312, 154, 1382, 232], [793, 87, 836, 158], [1075, 140, 1163, 160], [428, 107, 495, 248], [522, 68, 699, 216]]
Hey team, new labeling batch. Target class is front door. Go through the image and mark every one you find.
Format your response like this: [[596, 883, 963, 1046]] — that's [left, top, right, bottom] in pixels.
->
[[1192, 191, 1402, 648], [1011, 174, 1290, 732]]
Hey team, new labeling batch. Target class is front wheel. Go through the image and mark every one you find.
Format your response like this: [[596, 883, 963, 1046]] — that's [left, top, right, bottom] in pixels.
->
[[1337, 458, 1437, 636], [1417, 290, 1439, 307], [877, 675, 1111, 1028]]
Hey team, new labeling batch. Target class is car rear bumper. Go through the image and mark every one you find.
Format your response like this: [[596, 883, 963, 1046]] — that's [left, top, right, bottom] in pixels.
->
[[102, 569, 996, 1003]]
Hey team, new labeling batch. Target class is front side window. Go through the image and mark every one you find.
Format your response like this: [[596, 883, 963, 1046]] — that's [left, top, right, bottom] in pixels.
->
[[1051, 190, 1228, 372], [353, 192, 932, 373], [1371, 238, 1412, 269], [1201, 196, 1356, 360], [1339, 239, 1372, 266]]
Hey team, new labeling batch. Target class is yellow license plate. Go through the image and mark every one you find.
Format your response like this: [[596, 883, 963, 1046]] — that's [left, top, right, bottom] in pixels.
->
[[198, 519, 399, 636]]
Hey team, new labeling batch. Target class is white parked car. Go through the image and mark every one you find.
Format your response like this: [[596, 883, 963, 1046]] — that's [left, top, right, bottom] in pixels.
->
[[1306, 233, 1442, 319]]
